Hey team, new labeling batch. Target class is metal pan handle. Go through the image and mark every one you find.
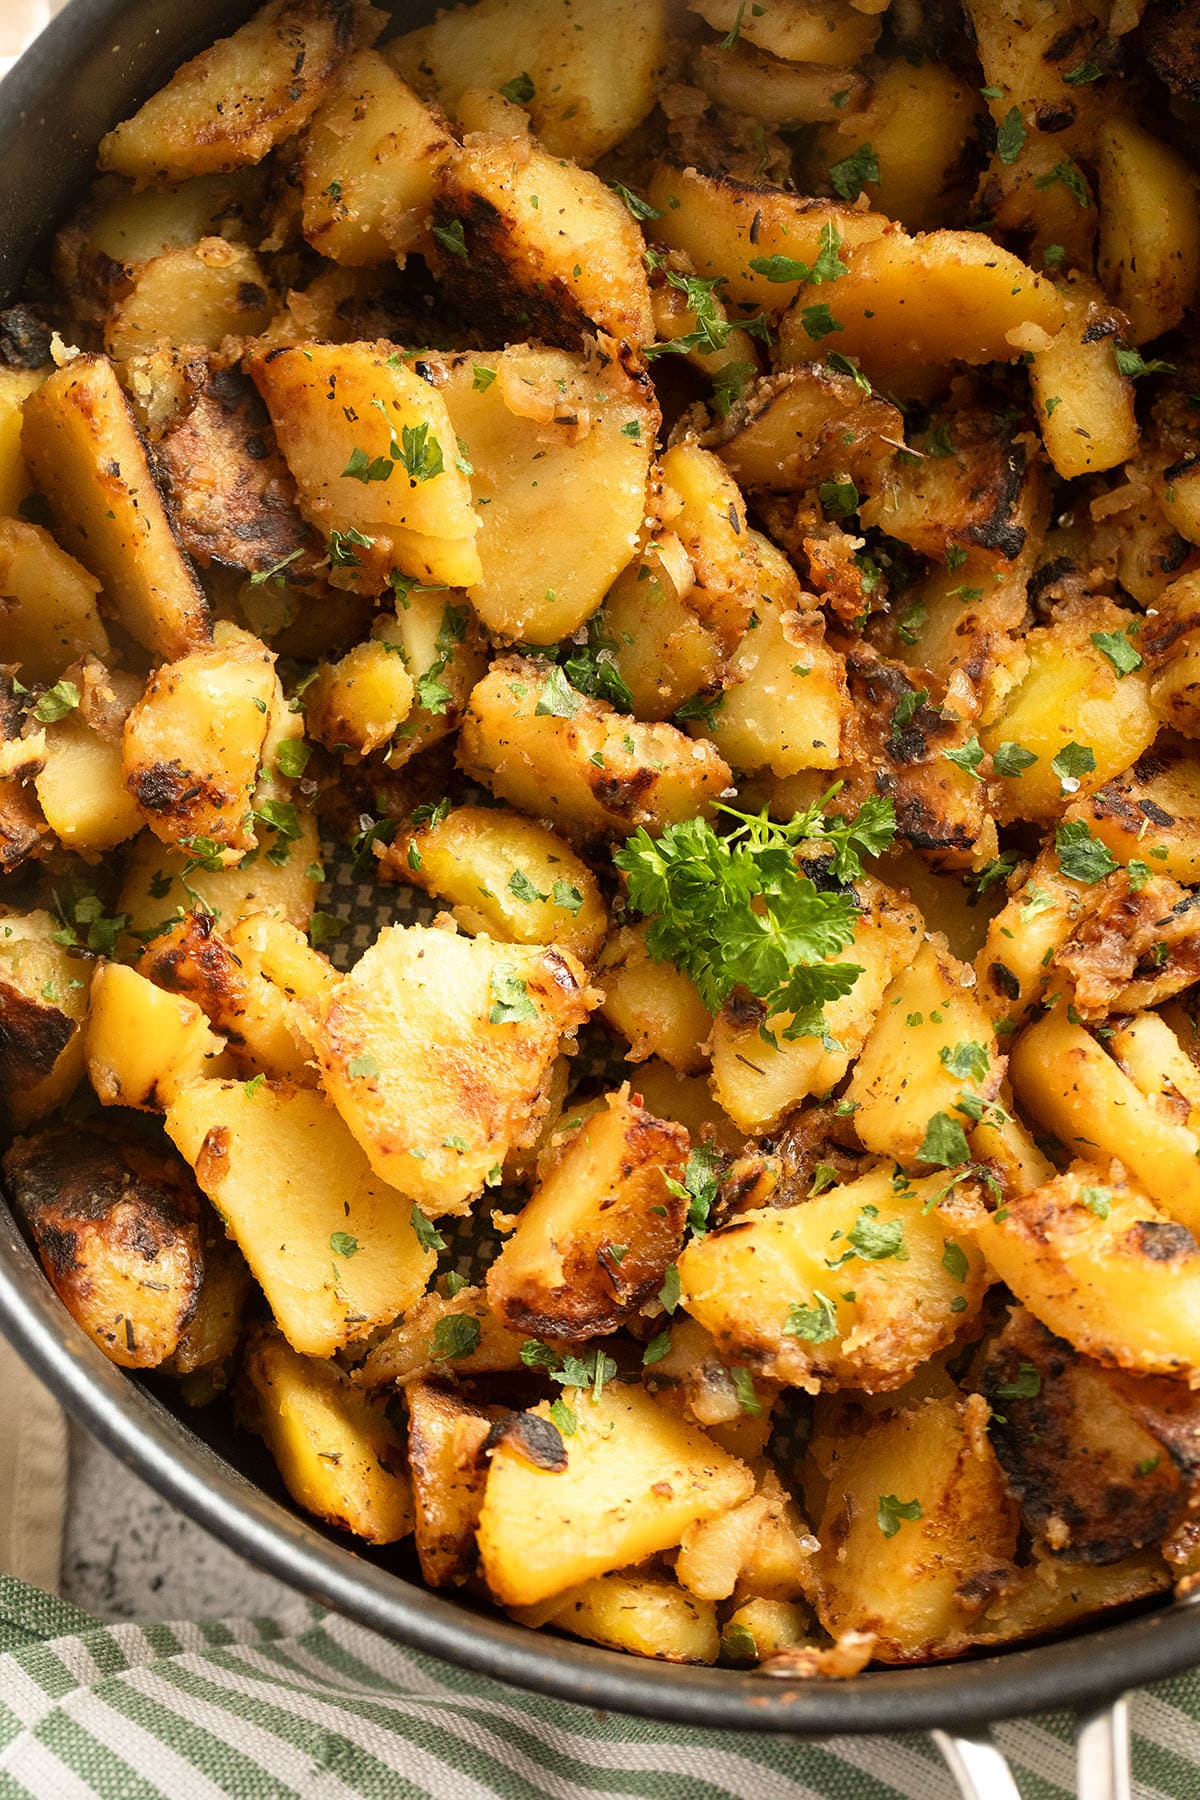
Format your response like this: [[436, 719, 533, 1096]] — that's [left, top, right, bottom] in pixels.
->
[[932, 1695, 1130, 1800]]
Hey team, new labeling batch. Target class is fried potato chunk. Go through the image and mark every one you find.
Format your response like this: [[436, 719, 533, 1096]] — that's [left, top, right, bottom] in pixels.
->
[[306, 922, 597, 1213]]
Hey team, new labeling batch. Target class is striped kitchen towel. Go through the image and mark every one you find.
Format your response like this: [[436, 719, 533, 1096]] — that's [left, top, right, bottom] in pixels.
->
[[2, 1576, 1200, 1798]]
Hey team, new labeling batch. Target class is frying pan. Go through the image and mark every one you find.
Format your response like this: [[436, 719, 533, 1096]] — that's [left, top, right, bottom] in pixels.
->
[[0, 6, 1195, 1794]]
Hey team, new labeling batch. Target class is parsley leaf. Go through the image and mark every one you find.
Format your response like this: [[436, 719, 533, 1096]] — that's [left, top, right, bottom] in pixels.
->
[[1051, 741, 1096, 795], [411, 1207, 447, 1254], [432, 218, 469, 260], [1056, 819, 1118, 884], [508, 869, 548, 904], [400, 422, 445, 483], [994, 1362, 1041, 1400], [611, 181, 660, 221], [1091, 630, 1143, 676], [877, 1494, 923, 1537], [993, 741, 1038, 777], [996, 105, 1026, 164], [848, 1209, 907, 1261], [614, 796, 894, 1036], [33, 680, 80, 724], [1115, 346, 1176, 380], [489, 967, 538, 1024], [784, 1291, 839, 1343], [940, 1041, 990, 1083], [330, 1231, 359, 1258], [1034, 159, 1090, 207], [943, 734, 985, 781], [920, 1111, 971, 1168], [499, 72, 535, 104], [430, 1313, 482, 1361], [535, 664, 585, 719], [749, 221, 848, 287], [829, 142, 879, 200]]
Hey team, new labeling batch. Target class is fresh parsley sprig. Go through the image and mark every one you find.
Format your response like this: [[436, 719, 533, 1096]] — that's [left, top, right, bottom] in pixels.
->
[[612, 792, 895, 1038]]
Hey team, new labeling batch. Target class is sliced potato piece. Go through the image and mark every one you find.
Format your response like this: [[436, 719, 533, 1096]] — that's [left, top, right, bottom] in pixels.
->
[[0, 909, 91, 1132], [407, 1380, 492, 1587], [477, 1381, 754, 1607], [301, 50, 453, 263], [689, 0, 880, 66], [778, 229, 1064, 379], [122, 623, 276, 860], [1010, 1009, 1200, 1235], [486, 1088, 688, 1338], [1095, 116, 1200, 345], [388, 0, 668, 165], [165, 1077, 436, 1356], [306, 922, 595, 1213], [1024, 279, 1138, 480], [2, 1121, 213, 1371], [245, 1326, 414, 1544], [0, 519, 108, 684], [436, 346, 657, 643], [388, 804, 607, 963], [846, 939, 1002, 1165], [99, 0, 356, 183], [458, 657, 732, 842], [972, 1162, 1200, 1379], [678, 1164, 989, 1394], [812, 1394, 1017, 1662], [119, 813, 321, 939], [87, 962, 223, 1110], [21, 354, 209, 661], [105, 239, 273, 361], [647, 162, 887, 318], [596, 922, 713, 1075], [433, 122, 653, 348], [539, 1572, 719, 1664], [247, 340, 481, 592], [710, 879, 922, 1133]]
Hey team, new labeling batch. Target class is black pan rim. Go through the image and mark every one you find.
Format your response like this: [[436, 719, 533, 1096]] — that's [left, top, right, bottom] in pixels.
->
[[2, 0, 1200, 1736]]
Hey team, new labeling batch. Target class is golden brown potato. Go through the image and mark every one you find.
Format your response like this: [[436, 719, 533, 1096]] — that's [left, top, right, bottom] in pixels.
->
[[87, 961, 223, 1110], [388, 0, 669, 165], [244, 1325, 414, 1543], [1068, 739, 1200, 886], [119, 813, 321, 944], [457, 657, 732, 842], [534, 1571, 720, 1664], [1022, 278, 1139, 480], [33, 664, 143, 857], [435, 345, 658, 643], [778, 229, 1064, 381], [21, 354, 210, 661], [980, 598, 1157, 823], [477, 1381, 754, 1607], [105, 239, 273, 361], [306, 922, 596, 1213], [709, 878, 922, 1134], [357, 1284, 531, 1389], [689, 0, 880, 67], [165, 1077, 436, 1356], [155, 364, 315, 580], [388, 804, 607, 963], [972, 1162, 1200, 1378], [99, 0, 357, 183], [979, 1306, 1200, 1564], [0, 909, 91, 1132], [812, 1394, 1017, 1663], [137, 909, 314, 1082], [122, 623, 277, 860], [371, 590, 489, 771], [1010, 1010, 1200, 1235], [808, 59, 977, 232], [432, 113, 654, 349], [0, 365, 46, 518], [300, 50, 452, 263], [595, 535, 721, 724], [709, 365, 902, 498], [247, 340, 481, 593], [486, 1088, 688, 1338], [1095, 116, 1200, 345], [0, 519, 109, 685], [304, 637, 415, 758], [845, 938, 1003, 1165], [678, 1164, 990, 1394], [406, 1380, 492, 1587], [596, 922, 713, 1075], [2, 1121, 218, 1371]]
